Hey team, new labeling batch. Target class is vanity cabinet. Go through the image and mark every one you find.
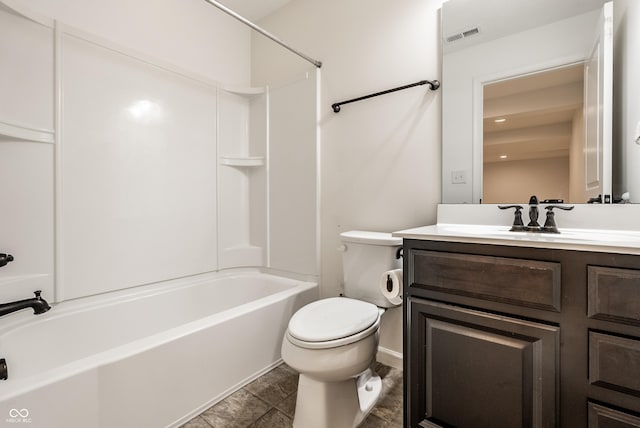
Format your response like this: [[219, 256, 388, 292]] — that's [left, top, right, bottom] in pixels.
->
[[403, 239, 640, 428]]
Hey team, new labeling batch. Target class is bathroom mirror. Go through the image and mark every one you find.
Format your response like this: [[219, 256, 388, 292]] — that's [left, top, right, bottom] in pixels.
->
[[441, 0, 636, 204]]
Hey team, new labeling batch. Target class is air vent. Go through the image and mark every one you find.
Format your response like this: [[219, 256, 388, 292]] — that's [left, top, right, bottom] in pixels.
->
[[445, 33, 463, 43], [445, 26, 480, 43], [462, 27, 479, 37]]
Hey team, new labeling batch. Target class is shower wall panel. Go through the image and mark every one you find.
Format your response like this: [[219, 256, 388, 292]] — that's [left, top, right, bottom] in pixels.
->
[[58, 30, 218, 300]]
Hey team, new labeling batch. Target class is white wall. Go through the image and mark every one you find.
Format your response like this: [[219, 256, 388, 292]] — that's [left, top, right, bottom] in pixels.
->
[[442, 10, 600, 203], [483, 157, 569, 204], [613, 0, 640, 202], [21, 0, 251, 85], [253, 0, 443, 358]]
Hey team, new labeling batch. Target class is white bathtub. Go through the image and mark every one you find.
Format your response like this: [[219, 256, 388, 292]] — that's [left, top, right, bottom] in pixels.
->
[[0, 270, 317, 428]]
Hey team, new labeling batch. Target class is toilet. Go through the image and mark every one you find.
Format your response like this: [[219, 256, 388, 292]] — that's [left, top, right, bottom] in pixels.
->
[[281, 230, 402, 428]]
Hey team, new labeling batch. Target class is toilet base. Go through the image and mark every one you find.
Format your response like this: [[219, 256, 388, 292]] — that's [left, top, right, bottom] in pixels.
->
[[292, 368, 382, 428]]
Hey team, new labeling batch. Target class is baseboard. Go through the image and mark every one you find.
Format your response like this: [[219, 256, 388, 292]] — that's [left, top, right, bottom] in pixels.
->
[[376, 346, 403, 370]]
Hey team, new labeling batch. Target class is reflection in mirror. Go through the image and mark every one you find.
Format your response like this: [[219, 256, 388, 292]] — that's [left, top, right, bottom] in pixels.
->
[[482, 64, 584, 203], [438, 0, 640, 204]]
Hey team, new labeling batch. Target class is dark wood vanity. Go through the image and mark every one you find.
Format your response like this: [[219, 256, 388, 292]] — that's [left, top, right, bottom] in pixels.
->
[[403, 238, 640, 427]]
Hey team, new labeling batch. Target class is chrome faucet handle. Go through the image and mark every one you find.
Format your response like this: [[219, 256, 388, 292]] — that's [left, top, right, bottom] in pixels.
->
[[542, 205, 574, 233], [498, 205, 525, 231]]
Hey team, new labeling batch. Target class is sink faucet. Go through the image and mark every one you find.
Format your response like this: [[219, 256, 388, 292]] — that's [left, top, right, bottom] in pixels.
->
[[526, 195, 541, 231], [499, 196, 574, 233], [0, 291, 51, 318]]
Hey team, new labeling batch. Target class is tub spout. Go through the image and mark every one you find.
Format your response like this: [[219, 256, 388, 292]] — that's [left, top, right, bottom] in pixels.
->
[[0, 291, 51, 318]]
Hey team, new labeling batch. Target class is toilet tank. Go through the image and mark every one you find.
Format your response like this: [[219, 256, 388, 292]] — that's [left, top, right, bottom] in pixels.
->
[[340, 231, 402, 308]]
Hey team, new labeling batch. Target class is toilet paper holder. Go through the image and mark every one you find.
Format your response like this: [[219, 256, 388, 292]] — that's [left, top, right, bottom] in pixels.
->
[[396, 248, 403, 259]]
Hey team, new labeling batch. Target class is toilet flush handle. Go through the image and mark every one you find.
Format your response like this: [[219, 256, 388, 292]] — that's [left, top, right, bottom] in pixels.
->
[[337, 244, 347, 252]]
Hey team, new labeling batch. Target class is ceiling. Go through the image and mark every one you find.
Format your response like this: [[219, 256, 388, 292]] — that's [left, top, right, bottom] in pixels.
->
[[213, 0, 293, 21], [483, 64, 584, 164]]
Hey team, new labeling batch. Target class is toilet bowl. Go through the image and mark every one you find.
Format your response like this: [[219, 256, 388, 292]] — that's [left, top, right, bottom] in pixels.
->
[[281, 231, 402, 428]]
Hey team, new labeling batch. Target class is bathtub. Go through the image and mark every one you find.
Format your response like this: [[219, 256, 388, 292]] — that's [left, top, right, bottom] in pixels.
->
[[0, 269, 317, 428]]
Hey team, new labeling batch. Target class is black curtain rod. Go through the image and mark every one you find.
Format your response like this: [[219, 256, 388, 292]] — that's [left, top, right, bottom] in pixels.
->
[[331, 79, 440, 113]]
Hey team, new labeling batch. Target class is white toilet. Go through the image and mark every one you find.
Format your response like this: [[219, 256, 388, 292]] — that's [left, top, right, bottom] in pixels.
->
[[281, 230, 402, 428]]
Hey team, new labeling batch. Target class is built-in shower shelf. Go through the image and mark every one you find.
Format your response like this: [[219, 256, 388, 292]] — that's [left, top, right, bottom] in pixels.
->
[[0, 120, 54, 143], [220, 156, 265, 167], [219, 84, 266, 97]]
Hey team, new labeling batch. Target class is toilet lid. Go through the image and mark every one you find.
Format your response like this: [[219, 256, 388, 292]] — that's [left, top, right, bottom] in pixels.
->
[[288, 297, 379, 342]]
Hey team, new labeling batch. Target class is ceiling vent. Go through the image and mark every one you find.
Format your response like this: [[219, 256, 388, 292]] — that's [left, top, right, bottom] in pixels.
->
[[445, 26, 480, 43]]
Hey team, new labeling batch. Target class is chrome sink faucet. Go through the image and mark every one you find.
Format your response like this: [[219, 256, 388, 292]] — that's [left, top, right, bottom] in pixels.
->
[[500, 195, 574, 233], [0, 291, 51, 318]]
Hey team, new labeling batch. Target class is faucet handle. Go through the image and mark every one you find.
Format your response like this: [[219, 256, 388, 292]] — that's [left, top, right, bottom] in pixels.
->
[[498, 205, 525, 231], [544, 205, 574, 211], [542, 205, 574, 233], [0, 253, 13, 268]]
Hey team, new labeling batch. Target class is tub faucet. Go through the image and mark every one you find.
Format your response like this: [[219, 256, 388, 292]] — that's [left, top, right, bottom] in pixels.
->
[[0, 291, 51, 318]]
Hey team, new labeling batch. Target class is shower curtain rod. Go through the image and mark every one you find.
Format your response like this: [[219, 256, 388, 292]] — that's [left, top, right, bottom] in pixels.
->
[[331, 79, 440, 113], [202, 0, 322, 68]]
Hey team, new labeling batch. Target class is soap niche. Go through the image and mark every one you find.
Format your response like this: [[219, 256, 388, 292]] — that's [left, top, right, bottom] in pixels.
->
[[218, 87, 268, 269]]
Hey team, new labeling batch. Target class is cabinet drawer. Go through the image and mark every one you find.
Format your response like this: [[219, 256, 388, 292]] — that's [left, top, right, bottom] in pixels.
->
[[588, 402, 640, 427], [410, 250, 561, 311], [590, 332, 640, 396], [588, 266, 640, 326]]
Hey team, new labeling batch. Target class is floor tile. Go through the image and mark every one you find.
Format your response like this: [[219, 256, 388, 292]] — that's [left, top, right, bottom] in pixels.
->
[[274, 391, 297, 418], [249, 408, 293, 428], [200, 388, 270, 428], [180, 416, 212, 428], [278, 363, 298, 375], [359, 413, 393, 428], [244, 365, 298, 406], [184, 361, 403, 428], [370, 365, 403, 423]]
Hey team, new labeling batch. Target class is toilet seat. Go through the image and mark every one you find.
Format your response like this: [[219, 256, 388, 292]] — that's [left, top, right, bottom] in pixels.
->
[[286, 297, 381, 350]]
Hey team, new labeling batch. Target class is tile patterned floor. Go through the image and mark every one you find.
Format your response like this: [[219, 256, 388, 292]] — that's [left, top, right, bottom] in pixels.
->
[[181, 362, 403, 428]]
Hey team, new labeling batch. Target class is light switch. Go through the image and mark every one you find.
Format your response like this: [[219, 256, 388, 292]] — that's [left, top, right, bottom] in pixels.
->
[[451, 170, 467, 184]]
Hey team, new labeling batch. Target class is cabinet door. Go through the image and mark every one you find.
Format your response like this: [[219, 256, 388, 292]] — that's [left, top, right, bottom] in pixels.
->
[[408, 298, 559, 428]]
